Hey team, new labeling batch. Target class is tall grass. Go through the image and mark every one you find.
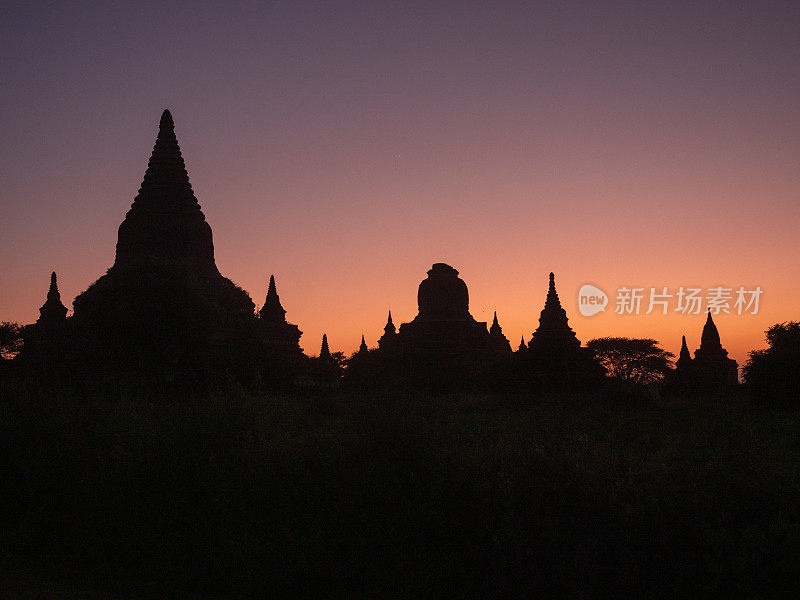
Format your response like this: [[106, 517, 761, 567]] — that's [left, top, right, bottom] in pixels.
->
[[2, 384, 799, 598]]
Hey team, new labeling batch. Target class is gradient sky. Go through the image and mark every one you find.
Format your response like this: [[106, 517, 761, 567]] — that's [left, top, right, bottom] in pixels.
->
[[2, 1, 799, 364]]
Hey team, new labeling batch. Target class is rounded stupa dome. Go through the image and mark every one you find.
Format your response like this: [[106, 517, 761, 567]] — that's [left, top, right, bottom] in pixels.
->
[[417, 263, 470, 319]]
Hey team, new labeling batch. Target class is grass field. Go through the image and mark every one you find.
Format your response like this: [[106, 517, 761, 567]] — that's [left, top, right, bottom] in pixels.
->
[[2, 385, 799, 598]]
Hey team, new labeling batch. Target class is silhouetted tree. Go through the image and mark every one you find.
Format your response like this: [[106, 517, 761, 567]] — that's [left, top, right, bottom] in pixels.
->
[[330, 350, 347, 370], [0, 321, 23, 360], [587, 337, 674, 385], [743, 322, 800, 408]]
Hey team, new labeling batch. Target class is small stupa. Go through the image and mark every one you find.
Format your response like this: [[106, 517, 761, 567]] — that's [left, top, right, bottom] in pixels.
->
[[258, 274, 302, 356], [488, 311, 512, 354], [673, 312, 739, 390], [319, 333, 331, 361], [378, 310, 397, 350], [528, 273, 581, 353], [37, 272, 68, 326], [675, 335, 692, 371]]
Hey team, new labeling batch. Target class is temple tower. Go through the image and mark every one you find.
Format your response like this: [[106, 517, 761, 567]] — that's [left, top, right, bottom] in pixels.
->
[[378, 311, 397, 350], [71, 110, 259, 387], [115, 110, 217, 273], [692, 312, 739, 387], [258, 274, 302, 356], [488, 311, 512, 354], [396, 263, 490, 351], [523, 272, 601, 387], [37, 272, 68, 326], [320, 333, 331, 360], [675, 335, 692, 371], [528, 273, 581, 352]]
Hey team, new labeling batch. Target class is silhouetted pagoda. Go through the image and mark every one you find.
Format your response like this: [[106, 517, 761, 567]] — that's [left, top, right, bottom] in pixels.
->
[[19, 272, 70, 367], [378, 311, 397, 350], [114, 110, 217, 273], [16, 271, 70, 381], [489, 312, 513, 354], [368, 263, 510, 388], [70, 110, 261, 387], [676, 335, 692, 371], [521, 272, 602, 388], [299, 333, 342, 388], [319, 333, 331, 361], [672, 312, 739, 392], [395, 263, 502, 352], [256, 274, 304, 384], [258, 275, 302, 354], [37, 272, 68, 326], [357, 334, 368, 355]]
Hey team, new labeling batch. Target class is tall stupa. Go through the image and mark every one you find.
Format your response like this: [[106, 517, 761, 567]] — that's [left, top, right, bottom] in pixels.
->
[[71, 110, 259, 386]]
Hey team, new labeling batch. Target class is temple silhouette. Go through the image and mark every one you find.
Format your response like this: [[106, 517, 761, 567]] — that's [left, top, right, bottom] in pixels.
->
[[515, 272, 604, 389], [11, 109, 740, 394], [389, 263, 509, 356], [670, 312, 739, 391]]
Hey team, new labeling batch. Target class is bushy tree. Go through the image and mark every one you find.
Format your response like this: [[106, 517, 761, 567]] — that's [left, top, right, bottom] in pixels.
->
[[743, 322, 800, 408], [587, 337, 674, 385], [0, 321, 23, 360]]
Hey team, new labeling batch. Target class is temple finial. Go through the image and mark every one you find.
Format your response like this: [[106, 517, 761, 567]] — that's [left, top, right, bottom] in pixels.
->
[[544, 271, 563, 310], [160, 109, 174, 130], [259, 273, 286, 321], [700, 310, 721, 350], [359, 334, 368, 354], [320, 333, 331, 359], [492, 311, 499, 326], [38, 270, 68, 324]]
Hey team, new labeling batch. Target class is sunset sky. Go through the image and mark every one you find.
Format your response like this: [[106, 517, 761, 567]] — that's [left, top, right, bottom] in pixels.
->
[[2, 1, 799, 365]]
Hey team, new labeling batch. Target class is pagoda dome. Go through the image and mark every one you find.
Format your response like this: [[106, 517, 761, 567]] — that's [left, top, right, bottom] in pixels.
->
[[417, 263, 470, 320]]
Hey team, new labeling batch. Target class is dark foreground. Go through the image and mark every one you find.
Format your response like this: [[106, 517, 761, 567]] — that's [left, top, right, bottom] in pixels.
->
[[1, 385, 798, 598]]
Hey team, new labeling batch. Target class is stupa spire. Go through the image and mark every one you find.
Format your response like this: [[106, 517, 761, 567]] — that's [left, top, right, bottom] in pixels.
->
[[518, 336, 527, 351], [358, 334, 368, 354], [675, 334, 692, 371], [544, 272, 562, 310], [37, 271, 68, 324], [135, 109, 196, 209], [320, 333, 331, 359], [487, 310, 512, 353], [489, 311, 503, 335], [699, 311, 722, 350], [259, 274, 287, 321], [529, 271, 580, 350], [384, 310, 396, 335], [114, 109, 216, 271]]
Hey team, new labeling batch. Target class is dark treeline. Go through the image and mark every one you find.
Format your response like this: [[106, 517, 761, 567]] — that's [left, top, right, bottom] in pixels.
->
[[3, 384, 800, 598]]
